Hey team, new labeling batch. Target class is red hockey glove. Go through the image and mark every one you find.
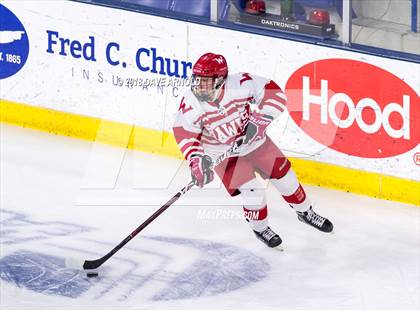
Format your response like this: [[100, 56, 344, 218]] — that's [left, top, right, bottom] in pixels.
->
[[242, 112, 273, 145], [189, 154, 214, 188]]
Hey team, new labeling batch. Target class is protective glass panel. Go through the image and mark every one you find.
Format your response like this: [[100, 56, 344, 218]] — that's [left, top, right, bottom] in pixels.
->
[[89, 0, 212, 21], [351, 0, 419, 55]]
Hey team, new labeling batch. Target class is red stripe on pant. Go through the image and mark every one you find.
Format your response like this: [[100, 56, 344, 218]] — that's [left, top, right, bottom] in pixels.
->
[[282, 185, 306, 204], [243, 205, 268, 221]]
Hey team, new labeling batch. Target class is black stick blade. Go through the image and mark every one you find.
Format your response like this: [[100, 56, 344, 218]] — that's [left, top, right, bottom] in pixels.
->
[[83, 259, 104, 270]]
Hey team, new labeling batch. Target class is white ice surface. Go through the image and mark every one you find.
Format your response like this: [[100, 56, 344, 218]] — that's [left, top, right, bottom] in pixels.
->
[[0, 124, 419, 310]]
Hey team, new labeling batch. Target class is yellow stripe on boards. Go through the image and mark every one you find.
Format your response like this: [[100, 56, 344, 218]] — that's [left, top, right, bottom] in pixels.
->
[[0, 99, 181, 157], [1, 99, 419, 206], [380, 174, 419, 206]]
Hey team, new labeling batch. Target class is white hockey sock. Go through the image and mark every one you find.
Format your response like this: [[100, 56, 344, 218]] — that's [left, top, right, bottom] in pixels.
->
[[239, 178, 268, 232], [270, 169, 311, 212]]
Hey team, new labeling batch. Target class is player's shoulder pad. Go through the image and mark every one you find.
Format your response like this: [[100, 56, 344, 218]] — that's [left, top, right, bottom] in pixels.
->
[[230, 72, 270, 88], [227, 72, 253, 86]]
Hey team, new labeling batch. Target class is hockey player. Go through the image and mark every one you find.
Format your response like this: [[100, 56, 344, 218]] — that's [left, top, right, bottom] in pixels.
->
[[173, 53, 333, 247]]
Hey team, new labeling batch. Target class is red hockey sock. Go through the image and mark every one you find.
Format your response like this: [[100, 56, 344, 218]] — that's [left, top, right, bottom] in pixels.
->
[[282, 184, 311, 212], [271, 170, 311, 212], [243, 205, 268, 232]]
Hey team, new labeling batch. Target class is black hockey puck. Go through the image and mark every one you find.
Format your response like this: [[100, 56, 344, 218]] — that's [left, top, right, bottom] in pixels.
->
[[86, 272, 98, 278]]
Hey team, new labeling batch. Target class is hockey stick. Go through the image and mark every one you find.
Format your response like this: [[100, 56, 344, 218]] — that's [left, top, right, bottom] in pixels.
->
[[67, 138, 243, 272]]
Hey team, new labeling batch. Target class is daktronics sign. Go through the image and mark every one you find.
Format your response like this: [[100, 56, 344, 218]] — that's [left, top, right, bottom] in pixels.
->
[[285, 59, 419, 158]]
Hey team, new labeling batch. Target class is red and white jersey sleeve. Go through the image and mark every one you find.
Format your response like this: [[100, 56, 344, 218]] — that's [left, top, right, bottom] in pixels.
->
[[173, 96, 205, 161], [246, 73, 287, 118]]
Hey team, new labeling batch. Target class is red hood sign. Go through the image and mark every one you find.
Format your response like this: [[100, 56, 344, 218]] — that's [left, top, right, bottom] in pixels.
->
[[285, 58, 419, 158]]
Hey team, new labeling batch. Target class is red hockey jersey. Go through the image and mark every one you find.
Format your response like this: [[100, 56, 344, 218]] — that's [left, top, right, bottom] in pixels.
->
[[173, 72, 287, 161]]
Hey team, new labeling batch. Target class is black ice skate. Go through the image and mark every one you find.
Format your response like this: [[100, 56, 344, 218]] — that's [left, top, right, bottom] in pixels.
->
[[296, 206, 333, 233], [253, 227, 282, 247]]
